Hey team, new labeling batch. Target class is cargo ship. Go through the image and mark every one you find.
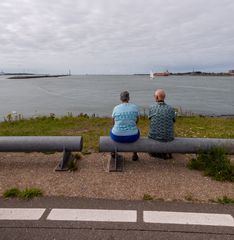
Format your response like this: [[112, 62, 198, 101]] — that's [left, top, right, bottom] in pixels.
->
[[150, 70, 170, 78]]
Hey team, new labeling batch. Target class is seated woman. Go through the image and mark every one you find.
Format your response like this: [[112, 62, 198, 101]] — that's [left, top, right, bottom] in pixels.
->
[[110, 91, 140, 161]]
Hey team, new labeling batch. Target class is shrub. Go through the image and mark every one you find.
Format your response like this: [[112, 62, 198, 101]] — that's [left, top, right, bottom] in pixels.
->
[[188, 147, 234, 182]]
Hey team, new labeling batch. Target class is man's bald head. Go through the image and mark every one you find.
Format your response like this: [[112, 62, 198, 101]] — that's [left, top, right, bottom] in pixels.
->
[[154, 89, 166, 102]]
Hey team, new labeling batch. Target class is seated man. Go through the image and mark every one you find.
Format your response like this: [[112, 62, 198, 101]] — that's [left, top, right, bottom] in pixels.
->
[[148, 89, 176, 159], [110, 91, 140, 161]]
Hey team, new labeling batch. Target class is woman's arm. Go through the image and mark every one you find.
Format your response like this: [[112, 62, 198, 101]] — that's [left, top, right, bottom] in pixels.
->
[[136, 116, 139, 124]]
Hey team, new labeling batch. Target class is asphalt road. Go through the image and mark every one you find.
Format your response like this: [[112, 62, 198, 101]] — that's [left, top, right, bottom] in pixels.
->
[[0, 197, 234, 240]]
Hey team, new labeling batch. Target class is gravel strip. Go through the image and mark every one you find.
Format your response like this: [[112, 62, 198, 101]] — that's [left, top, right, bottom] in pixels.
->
[[0, 152, 233, 202]]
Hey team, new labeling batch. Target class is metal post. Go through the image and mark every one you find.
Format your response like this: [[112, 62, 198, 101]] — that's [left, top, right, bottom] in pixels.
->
[[108, 147, 124, 172], [55, 148, 72, 171]]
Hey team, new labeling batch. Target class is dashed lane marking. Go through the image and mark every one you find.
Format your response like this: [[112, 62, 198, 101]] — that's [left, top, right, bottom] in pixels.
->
[[47, 209, 137, 222], [1, 208, 233, 227], [0, 208, 46, 220], [144, 211, 234, 227]]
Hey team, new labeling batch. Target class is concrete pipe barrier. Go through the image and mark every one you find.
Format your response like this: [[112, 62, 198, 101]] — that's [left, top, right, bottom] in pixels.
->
[[99, 137, 234, 154], [0, 136, 83, 171], [0, 136, 83, 152]]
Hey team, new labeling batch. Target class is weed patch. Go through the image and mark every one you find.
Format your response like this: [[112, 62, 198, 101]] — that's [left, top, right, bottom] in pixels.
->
[[67, 158, 78, 171], [3, 187, 21, 198], [19, 188, 43, 200], [217, 196, 234, 204], [3, 187, 43, 200], [143, 194, 154, 201], [184, 194, 194, 201], [73, 152, 82, 160], [209, 196, 234, 204], [188, 148, 234, 182]]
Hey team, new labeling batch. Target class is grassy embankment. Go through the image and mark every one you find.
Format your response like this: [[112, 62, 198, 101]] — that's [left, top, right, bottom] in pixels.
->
[[0, 115, 233, 153]]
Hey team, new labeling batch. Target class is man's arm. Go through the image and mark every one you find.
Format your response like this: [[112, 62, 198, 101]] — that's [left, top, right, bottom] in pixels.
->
[[148, 106, 153, 119], [172, 109, 176, 123]]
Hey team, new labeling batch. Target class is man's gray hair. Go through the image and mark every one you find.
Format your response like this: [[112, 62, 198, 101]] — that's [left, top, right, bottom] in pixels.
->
[[120, 91, 130, 101]]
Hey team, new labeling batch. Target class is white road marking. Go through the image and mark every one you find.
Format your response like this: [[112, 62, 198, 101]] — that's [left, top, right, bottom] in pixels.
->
[[47, 209, 137, 222], [144, 211, 234, 227], [1, 207, 233, 227], [0, 208, 45, 220]]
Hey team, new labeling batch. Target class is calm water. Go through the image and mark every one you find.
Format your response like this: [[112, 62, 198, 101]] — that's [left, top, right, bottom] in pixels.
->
[[0, 75, 233, 119]]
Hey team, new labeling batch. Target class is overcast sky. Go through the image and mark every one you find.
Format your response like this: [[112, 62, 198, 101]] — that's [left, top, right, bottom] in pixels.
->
[[1, 0, 234, 74]]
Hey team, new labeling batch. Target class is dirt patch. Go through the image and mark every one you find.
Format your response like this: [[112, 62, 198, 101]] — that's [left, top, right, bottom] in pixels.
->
[[0, 152, 233, 202]]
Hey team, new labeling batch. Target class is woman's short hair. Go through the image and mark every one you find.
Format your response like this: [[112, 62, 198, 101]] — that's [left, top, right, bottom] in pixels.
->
[[120, 91, 130, 101]]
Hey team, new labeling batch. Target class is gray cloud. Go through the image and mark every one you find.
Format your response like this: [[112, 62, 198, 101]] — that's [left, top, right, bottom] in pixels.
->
[[0, 0, 234, 73]]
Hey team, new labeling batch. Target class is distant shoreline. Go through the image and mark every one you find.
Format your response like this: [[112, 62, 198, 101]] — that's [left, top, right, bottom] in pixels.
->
[[7, 74, 70, 79], [135, 72, 234, 77], [1, 72, 234, 77]]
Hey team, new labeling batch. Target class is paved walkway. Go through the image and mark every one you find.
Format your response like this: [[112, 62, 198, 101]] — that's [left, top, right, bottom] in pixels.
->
[[0, 197, 234, 239]]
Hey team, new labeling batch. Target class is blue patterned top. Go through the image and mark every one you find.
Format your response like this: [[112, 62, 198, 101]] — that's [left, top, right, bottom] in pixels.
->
[[148, 102, 175, 142], [112, 103, 139, 136]]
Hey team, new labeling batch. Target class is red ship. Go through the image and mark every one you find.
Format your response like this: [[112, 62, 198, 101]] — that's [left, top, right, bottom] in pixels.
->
[[154, 70, 170, 76]]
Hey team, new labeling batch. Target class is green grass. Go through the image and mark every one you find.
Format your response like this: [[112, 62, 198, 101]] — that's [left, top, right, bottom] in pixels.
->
[[175, 116, 234, 138], [188, 148, 234, 182], [0, 115, 234, 153], [3, 187, 43, 200]]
